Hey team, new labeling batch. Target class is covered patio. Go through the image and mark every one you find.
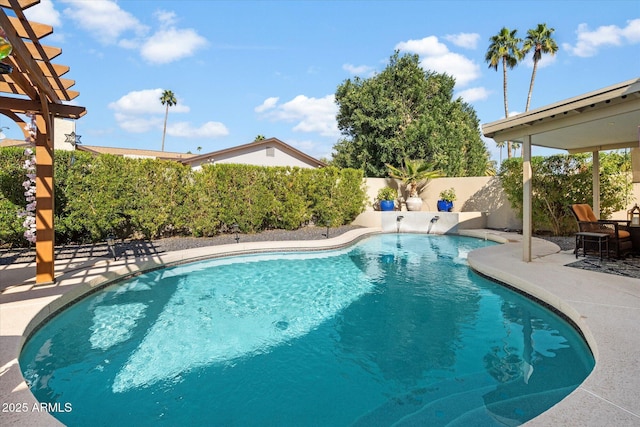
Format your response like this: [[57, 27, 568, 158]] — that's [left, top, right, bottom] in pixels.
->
[[483, 78, 640, 261]]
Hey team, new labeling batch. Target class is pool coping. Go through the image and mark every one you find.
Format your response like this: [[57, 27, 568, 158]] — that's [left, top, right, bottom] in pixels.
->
[[1, 228, 639, 426]]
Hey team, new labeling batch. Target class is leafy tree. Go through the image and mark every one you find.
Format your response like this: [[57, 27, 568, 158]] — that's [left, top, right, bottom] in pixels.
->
[[522, 23, 558, 112], [160, 89, 177, 152], [333, 51, 490, 177], [485, 27, 523, 159]]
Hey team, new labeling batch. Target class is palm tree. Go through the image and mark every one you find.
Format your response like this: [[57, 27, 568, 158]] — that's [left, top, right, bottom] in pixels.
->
[[485, 27, 523, 158], [511, 141, 521, 157], [522, 23, 558, 112], [160, 89, 177, 152], [386, 158, 443, 197], [496, 140, 507, 164]]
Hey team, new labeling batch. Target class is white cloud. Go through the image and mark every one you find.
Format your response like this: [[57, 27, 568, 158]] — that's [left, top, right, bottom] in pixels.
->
[[256, 94, 339, 138], [113, 114, 161, 134], [167, 121, 229, 138], [396, 36, 480, 87], [288, 138, 333, 160], [456, 87, 491, 103], [396, 36, 449, 56], [61, 0, 147, 45], [140, 27, 208, 64], [155, 10, 178, 26], [24, 0, 61, 27], [563, 18, 640, 57], [109, 89, 227, 139], [421, 52, 480, 87], [622, 18, 640, 43], [343, 63, 376, 76], [60, 1, 206, 64], [443, 32, 480, 49], [254, 97, 279, 113], [108, 89, 190, 115]]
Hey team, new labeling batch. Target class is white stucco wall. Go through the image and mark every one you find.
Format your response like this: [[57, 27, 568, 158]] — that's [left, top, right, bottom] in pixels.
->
[[361, 176, 521, 230], [53, 118, 76, 151]]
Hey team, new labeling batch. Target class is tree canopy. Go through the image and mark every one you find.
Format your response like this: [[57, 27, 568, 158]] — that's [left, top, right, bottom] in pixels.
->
[[331, 51, 491, 177]]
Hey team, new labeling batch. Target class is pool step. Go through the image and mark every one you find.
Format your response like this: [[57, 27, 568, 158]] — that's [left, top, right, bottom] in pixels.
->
[[391, 384, 578, 426], [352, 371, 578, 427]]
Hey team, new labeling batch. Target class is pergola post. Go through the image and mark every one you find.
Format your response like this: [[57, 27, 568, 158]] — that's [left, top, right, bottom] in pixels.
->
[[592, 150, 600, 219], [34, 114, 55, 284], [2, 2, 86, 284], [522, 135, 532, 262]]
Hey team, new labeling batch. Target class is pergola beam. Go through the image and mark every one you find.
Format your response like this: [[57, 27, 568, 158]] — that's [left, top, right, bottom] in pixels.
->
[[0, 97, 86, 118], [8, 15, 51, 39], [0, 0, 39, 8]]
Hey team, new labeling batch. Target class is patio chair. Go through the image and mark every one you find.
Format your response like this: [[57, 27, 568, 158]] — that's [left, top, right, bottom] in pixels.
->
[[569, 204, 633, 258]]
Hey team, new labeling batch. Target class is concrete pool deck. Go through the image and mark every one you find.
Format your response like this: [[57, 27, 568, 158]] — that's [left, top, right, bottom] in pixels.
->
[[0, 228, 638, 426]]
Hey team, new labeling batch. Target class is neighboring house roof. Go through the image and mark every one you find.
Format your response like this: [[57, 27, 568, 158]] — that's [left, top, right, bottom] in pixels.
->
[[78, 145, 198, 161], [2, 136, 326, 168], [0, 138, 32, 148], [182, 137, 327, 168]]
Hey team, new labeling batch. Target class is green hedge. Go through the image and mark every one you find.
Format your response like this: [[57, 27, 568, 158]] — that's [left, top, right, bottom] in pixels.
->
[[499, 153, 632, 235], [0, 148, 366, 247], [0, 147, 27, 246]]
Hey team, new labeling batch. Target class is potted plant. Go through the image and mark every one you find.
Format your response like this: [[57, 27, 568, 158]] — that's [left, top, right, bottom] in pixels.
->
[[386, 158, 443, 211], [437, 187, 456, 212], [376, 187, 397, 211]]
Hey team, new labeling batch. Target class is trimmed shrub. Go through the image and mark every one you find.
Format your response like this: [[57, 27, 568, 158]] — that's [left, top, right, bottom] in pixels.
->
[[0, 148, 368, 246]]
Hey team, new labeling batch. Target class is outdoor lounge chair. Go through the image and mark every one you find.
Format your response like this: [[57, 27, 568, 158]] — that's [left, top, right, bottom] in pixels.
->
[[569, 204, 633, 258]]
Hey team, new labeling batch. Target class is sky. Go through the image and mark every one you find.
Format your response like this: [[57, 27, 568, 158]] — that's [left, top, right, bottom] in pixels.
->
[[2, 0, 639, 165]]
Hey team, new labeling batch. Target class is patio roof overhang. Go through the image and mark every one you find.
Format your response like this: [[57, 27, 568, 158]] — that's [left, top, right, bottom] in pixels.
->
[[483, 78, 640, 154], [482, 77, 640, 262]]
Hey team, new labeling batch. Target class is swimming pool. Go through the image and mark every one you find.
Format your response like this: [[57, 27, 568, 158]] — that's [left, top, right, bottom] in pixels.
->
[[20, 234, 594, 426]]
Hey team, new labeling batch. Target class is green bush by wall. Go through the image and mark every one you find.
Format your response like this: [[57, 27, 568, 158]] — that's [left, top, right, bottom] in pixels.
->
[[499, 153, 632, 235], [0, 148, 366, 247]]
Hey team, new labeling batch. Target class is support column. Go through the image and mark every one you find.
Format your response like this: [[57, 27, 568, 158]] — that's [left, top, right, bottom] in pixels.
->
[[35, 115, 55, 284], [522, 135, 532, 262], [592, 151, 600, 219]]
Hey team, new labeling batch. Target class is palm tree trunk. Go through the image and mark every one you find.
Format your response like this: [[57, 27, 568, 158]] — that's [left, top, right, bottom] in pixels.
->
[[161, 104, 169, 152], [502, 57, 512, 159], [525, 59, 539, 112]]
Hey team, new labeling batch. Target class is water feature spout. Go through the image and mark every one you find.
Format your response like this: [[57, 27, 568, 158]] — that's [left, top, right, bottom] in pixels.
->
[[427, 215, 440, 234]]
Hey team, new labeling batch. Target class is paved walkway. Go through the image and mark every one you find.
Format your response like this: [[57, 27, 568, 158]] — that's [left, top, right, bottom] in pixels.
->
[[1, 229, 638, 426]]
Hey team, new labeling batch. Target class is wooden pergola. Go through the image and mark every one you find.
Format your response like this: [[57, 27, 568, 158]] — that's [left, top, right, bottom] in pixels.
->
[[483, 78, 640, 262], [1, 0, 86, 283]]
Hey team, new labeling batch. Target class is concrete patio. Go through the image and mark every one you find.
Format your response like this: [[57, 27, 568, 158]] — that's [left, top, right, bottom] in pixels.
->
[[0, 228, 638, 426]]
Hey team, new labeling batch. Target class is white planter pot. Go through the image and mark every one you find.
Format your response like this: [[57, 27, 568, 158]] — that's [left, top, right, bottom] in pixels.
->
[[406, 196, 423, 211]]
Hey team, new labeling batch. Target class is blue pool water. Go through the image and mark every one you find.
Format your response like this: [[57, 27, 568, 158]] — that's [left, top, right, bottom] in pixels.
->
[[20, 234, 594, 426]]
